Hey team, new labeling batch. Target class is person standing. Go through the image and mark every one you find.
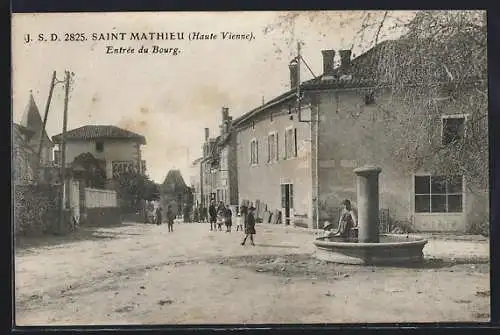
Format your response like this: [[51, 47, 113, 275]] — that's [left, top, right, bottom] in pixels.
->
[[241, 206, 256, 246], [224, 204, 233, 233], [166, 204, 174, 232], [216, 202, 225, 231], [235, 209, 244, 232], [209, 200, 217, 231], [153, 199, 162, 225]]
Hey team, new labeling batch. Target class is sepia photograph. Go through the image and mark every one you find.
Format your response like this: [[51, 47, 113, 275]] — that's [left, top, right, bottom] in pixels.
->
[[11, 10, 490, 325]]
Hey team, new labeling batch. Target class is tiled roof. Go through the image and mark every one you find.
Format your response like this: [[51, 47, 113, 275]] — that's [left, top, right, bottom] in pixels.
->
[[233, 35, 486, 127], [21, 93, 43, 131], [52, 125, 146, 145]]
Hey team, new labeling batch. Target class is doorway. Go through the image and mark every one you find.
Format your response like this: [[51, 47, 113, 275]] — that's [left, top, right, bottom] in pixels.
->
[[281, 183, 294, 225]]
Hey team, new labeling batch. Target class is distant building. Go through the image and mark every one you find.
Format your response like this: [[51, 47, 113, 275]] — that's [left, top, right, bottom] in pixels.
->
[[197, 108, 239, 208], [52, 125, 147, 186], [188, 157, 203, 207], [160, 169, 193, 216]]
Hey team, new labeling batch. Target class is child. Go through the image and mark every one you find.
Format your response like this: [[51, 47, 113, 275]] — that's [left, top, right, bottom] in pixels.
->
[[224, 205, 233, 233], [241, 206, 256, 246], [235, 211, 244, 232]]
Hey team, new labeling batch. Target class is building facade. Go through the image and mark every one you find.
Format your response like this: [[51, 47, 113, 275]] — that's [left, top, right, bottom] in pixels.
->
[[231, 38, 487, 232], [52, 125, 147, 183]]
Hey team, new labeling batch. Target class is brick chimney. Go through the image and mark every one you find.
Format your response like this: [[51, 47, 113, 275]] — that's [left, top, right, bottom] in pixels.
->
[[321, 50, 335, 76], [289, 59, 299, 89], [339, 49, 352, 69], [204, 127, 209, 141]]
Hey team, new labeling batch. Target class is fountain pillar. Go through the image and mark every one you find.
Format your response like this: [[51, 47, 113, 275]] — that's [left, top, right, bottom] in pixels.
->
[[353, 166, 382, 243]]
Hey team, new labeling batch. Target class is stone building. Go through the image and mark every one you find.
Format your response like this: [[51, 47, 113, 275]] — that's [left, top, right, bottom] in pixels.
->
[[197, 108, 239, 208], [232, 37, 487, 232]]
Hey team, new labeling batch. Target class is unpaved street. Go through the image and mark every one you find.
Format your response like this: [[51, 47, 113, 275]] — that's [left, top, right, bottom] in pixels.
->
[[15, 222, 490, 325]]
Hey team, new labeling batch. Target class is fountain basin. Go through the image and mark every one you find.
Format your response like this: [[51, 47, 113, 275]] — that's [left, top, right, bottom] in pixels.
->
[[313, 235, 428, 265]]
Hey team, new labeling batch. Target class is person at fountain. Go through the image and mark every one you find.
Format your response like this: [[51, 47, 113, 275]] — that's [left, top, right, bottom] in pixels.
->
[[241, 206, 256, 246], [332, 199, 357, 237], [224, 204, 233, 233], [209, 200, 217, 231], [166, 204, 174, 232]]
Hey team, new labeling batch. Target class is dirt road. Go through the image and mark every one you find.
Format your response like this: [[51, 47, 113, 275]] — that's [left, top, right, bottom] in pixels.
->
[[15, 222, 490, 325]]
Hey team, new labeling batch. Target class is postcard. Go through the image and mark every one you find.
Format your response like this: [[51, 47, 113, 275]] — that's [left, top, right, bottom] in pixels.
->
[[12, 10, 489, 326]]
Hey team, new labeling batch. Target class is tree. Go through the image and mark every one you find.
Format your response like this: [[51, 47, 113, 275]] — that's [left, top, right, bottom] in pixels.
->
[[114, 170, 160, 210], [265, 10, 487, 189]]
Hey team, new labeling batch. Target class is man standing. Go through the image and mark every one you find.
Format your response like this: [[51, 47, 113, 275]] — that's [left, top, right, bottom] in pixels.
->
[[153, 199, 162, 225], [208, 200, 217, 231]]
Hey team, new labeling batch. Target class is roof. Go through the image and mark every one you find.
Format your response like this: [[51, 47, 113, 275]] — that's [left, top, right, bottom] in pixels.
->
[[234, 35, 486, 128], [21, 92, 43, 131], [19, 93, 54, 147], [52, 125, 146, 145], [161, 169, 189, 193], [12, 123, 35, 138]]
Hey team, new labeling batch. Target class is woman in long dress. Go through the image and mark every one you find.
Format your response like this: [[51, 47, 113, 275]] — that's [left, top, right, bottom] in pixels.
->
[[332, 199, 357, 237]]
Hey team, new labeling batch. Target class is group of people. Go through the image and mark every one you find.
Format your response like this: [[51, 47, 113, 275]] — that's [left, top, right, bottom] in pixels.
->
[[206, 200, 256, 246], [147, 199, 175, 232]]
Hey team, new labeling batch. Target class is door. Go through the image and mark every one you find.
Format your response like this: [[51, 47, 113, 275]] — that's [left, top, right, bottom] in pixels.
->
[[281, 184, 294, 225]]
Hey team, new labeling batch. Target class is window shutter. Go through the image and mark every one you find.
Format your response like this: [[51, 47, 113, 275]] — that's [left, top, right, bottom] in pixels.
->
[[267, 135, 271, 163], [285, 130, 289, 159], [275, 133, 279, 161], [256, 139, 259, 163], [294, 128, 298, 157], [290, 184, 294, 208]]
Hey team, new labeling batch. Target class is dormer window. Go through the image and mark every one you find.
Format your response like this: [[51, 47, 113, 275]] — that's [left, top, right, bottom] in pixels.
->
[[96, 141, 104, 152]]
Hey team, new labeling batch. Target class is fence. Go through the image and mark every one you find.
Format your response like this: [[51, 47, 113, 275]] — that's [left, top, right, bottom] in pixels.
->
[[84, 188, 117, 208]]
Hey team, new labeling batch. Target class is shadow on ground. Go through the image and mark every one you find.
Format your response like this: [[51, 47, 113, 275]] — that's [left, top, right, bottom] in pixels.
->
[[206, 253, 490, 279], [15, 223, 150, 251]]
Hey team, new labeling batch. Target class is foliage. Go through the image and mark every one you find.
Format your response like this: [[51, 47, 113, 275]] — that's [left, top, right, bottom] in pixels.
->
[[114, 171, 160, 209], [266, 10, 488, 193]]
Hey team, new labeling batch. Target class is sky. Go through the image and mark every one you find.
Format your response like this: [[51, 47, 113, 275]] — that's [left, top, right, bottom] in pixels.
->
[[12, 11, 415, 184]]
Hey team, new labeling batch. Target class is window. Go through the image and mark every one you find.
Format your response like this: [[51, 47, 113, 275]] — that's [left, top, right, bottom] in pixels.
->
[[250, 139, 259, 165], [96, 141, 104, 152], [414, 175, 463, 213], [442, 116, 466, 145], [284, 127, 298, 159], [267, 132, 278, 162], [54, 150, 61, 166]]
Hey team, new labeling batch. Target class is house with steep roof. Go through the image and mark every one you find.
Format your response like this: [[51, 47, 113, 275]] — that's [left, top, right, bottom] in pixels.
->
[[232, 36, 487, 233], [12, 93, 56, 185], [160, 169, 193, 217], [19, 92, 55, 166], [52, 125, 147, 183]]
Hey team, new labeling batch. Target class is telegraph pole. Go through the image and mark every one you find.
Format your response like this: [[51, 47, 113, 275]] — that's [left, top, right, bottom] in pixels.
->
[[37, 71, 57, 163], [296, 41, 301, 111], [58, 70, 71, 233]]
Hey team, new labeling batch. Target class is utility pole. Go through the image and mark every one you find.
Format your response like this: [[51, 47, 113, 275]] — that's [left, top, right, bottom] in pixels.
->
[[296, 41, 301, 112], [37, 71, 57, 163], [58, 70, 71, 234]]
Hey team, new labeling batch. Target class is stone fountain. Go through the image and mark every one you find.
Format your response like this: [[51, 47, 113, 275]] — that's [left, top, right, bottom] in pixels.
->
[[313, 166, 428, 265]]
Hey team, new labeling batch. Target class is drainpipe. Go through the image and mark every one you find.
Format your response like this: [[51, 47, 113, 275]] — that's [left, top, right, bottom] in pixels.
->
[[315, 105, 320, 230]]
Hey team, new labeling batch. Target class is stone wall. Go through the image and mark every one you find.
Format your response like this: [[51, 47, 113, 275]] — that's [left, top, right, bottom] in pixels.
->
[[14, 184, 61, 236], [83, 207, 122, 227]]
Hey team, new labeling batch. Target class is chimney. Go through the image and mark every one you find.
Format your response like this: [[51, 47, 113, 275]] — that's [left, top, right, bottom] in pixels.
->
[[221, 107, 229, 121], [339, 49, 352, 69], [204, 128, 209, 141], [289, 59, 299, 89], [321, 50, 335, 75]]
